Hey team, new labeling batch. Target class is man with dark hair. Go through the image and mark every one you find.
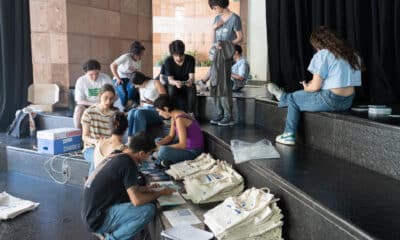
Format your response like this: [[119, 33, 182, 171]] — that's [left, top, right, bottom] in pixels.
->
[[208, 0, 229, 9], [164, 40, 196, 115], [74, 59, 113, 128], [231, 44, 250, 92], [82, 132, 174, 240]]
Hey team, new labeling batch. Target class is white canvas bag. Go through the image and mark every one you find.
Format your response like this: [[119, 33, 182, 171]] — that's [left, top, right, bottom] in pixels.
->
[[166, 153, 216, 180], [184, 161, 244, 203], [204, 188, 274, 237], [222, 203, 283, 239]]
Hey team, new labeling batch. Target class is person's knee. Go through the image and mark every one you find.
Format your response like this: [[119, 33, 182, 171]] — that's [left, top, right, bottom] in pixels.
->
[[74, 104, 86, 111], [286, 93, 300, 108], [157, 146, 169, 161], [73, 105, 86, 128], [74, 104, 86, 116], [134, 110, 146, 121]]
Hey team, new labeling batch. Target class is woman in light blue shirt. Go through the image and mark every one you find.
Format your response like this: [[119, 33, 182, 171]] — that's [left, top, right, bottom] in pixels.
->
[[268, 26, 363, 145]]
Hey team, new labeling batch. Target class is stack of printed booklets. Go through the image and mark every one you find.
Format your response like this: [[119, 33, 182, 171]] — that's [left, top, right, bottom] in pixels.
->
[[183, 161, 244, 204], [204, 187, 284, 240]]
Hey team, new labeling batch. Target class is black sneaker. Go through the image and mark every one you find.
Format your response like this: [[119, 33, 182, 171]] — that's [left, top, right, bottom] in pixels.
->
[[210, 115, 223, 125], [218, 117, 234, 126]]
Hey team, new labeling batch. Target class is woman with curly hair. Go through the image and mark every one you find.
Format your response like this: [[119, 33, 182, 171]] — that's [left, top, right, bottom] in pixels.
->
[[268, 26, 363, 145]]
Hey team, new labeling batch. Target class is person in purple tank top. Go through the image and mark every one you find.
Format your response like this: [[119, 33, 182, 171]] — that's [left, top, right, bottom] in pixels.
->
[[153, 95, 204, 168]]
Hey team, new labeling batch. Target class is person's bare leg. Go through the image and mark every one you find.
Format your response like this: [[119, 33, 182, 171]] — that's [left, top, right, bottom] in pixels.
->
[[73, 104, 87, 129]]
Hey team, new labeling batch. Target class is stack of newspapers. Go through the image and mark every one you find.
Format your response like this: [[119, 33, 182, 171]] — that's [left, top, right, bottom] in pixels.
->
[[204, 188, 284, 240]]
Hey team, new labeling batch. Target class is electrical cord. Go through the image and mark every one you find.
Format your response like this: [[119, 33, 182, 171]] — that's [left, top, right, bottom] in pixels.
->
[[44, 155, 69, 184], [43, 151, 82, 185]]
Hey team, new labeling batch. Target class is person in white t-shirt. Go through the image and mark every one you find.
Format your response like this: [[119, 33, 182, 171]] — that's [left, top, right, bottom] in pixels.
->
[[110, 41, 145, 110], [73, 59, 113, 128], [127, 72, 166, 142]]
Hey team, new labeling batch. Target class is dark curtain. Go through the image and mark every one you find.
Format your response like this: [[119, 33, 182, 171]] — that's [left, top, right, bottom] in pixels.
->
[[266, 0, 400, 104], [0, 0, 33, 130]]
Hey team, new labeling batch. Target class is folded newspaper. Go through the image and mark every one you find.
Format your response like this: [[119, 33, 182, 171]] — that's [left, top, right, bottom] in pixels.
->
[[0, 191, 40, 220]]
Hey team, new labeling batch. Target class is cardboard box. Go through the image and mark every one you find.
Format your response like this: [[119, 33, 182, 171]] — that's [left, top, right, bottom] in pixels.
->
[[37, 128, 82, 155]]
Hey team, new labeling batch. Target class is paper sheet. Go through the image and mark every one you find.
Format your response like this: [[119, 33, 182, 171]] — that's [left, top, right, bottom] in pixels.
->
[[161, 225, 214, 240], [163, 209, 201, 227], [157, 192, 186, 207]]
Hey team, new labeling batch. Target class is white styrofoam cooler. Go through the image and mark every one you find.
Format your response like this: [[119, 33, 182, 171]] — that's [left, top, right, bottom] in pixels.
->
[[28, 83, 59, 112], [37, 128, 82, 155]]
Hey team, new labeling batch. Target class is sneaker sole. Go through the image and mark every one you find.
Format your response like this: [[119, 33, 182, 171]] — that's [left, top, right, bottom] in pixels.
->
[[210, 120, 220, 125], [218, 122, 234, 126], [275, 139, 295, 145]]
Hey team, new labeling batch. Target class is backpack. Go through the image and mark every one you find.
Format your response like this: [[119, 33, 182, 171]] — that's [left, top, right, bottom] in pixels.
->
[[7, 110, 30, 138]]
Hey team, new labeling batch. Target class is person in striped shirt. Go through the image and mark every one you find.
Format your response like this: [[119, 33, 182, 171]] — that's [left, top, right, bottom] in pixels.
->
[[81, 84, 118, 173]]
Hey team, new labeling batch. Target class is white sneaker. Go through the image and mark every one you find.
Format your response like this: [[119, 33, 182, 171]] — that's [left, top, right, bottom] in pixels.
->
[[275, 132, 295, 145], [267, 83, 284, 101], [92, 233, 105, 240]]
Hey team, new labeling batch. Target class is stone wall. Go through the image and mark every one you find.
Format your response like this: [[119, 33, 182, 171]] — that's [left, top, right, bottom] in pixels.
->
[[30, 0, 153, 106]]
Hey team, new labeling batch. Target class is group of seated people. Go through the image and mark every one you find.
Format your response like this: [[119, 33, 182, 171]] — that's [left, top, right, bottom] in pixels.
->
[[80, 82, 204, 239], [73, 34, 252, 176], [78, 16, 362, 240], [78, 37, 251, 240], [73, 39, 251, 130]]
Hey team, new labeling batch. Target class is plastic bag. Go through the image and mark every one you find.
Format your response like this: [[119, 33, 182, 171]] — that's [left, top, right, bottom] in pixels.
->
[[230, 139, 280, 164]]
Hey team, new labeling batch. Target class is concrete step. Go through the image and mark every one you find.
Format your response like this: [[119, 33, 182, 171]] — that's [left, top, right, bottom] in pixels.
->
[[254, 99, 400, 181], [197, 85, 271, 125], [201, 123, 400, 240]]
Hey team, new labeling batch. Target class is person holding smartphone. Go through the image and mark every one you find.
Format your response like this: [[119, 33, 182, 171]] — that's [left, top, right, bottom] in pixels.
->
[[268, 26, 363, 145], [164, 40, 196, 117]]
